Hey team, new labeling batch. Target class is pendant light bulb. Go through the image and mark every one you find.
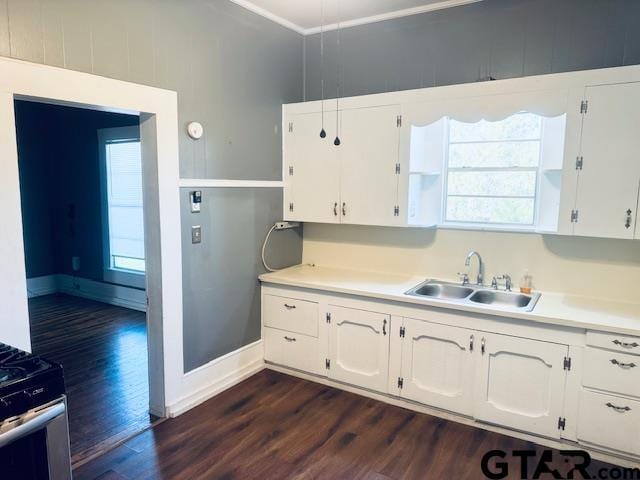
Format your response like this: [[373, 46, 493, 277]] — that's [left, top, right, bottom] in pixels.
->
[[320, 128, 326, 138], [334, 136, 341, 146]]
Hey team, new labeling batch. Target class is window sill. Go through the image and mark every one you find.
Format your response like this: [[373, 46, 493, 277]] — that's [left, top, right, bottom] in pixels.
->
[[437, 222, 540, 234], [104, 268, 145, 289]]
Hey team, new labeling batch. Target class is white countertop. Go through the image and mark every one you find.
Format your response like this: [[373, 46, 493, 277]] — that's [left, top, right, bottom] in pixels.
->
[[259, 264, 640, 337]]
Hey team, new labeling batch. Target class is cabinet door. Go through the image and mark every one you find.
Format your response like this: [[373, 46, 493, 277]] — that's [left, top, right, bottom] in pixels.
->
[[400, 319, 475, 416], [474, 333, 568, 438], [328, 306, 390, 393], [284, 111, 340, 223], [339, 105, 401, 226], [574, 82, 640, 239]]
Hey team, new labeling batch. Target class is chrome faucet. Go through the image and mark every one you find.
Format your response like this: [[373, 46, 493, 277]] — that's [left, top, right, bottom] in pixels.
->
[[465, 251, 484, 286]]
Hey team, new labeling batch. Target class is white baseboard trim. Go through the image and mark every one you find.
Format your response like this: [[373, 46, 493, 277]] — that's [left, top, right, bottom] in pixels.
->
[[167, 340, 265, 417], [26, 274, 146, 312], [26, 275, 58, 298]]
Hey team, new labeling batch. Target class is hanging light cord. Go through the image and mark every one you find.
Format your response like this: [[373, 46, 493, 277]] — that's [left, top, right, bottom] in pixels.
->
[[261, 224, 279, 272], [334, 15, 342, 146]]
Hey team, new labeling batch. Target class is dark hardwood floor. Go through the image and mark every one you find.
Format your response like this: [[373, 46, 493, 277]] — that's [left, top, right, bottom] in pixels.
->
[[28, 293, 152, 466], [75, 369, 617, 480]]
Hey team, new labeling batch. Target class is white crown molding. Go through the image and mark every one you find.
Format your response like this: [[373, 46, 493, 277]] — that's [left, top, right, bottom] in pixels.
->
[[304, 0, 483, 35], [228, 0, 307, 34], [228, 0, 482, 36]]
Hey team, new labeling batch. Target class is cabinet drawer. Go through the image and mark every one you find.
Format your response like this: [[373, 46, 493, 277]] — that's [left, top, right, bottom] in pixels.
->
[[263, 294, 318, 337], [577, 389, 640, 456], [264, 327, 321, 375], [587, 331, 640, 355], [583, 347, 640, 398]]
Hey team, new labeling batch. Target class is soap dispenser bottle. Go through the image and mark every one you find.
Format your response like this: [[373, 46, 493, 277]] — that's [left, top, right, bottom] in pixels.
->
[[520, 270, 533, 294]]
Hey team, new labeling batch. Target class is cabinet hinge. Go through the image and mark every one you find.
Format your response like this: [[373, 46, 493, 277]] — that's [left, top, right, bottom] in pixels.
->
[[580, 100, 588, 114], [146, 295, 149, 306], [558, 417, 566, 430], [575, 156, 583, 170], [397, 377, 404, 389], [289, 202, 294, 212], [396, 115, 402, 128], [395, 163, 401, 175], [564, 356, 572, 371], [326, 312, 331, 324], [325, 358, 330, 370], [289, 165, 294, 176], [393, 206, 400, 217], [399, 326, 406, 338], [288, 122, 293, 132], [570, 210, 579, 223]]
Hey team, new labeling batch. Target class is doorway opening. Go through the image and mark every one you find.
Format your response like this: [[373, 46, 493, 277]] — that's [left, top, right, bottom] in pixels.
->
[[14, 100, 156, 465]]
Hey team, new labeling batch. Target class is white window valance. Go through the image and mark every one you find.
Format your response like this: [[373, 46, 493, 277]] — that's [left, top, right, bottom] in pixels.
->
[[404, 89, 569, 126]]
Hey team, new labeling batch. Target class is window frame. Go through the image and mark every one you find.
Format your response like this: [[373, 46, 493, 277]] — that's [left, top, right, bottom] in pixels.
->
[[98, 125, 145, 289], [439, 114, 547, 231]]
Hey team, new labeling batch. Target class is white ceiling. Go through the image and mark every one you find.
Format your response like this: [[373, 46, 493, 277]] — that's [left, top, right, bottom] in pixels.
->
[[230, 0, 482, 35]]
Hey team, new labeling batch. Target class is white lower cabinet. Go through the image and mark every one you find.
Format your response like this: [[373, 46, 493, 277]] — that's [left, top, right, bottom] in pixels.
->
[[399, 318, 475, 416], [262, 286, 640, 464], [577, 389, 640, 457], [473, 333, 569, 439], [328, 306, 391, 393]]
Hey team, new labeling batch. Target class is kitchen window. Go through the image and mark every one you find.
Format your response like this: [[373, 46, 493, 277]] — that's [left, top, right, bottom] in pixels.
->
[[444, 113, 543, 226], [99, 126, 145, 288]]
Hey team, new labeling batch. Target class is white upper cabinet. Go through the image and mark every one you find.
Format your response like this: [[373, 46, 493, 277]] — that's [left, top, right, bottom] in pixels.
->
[[328, 306, 390, 393], [284, 111, 340, 223], [571, 82, 640, 239], [340, 105, 402, 226], [474, 333, 568, 439], [283, 66, 640, 238], [399, 318, 475, 416]]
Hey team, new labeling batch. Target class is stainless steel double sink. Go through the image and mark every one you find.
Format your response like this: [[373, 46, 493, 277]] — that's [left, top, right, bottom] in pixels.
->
[[405, 280, 541, 312]]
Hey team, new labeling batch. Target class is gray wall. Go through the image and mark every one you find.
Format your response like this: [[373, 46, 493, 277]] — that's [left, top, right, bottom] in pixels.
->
[[181, 188, 302, 371], [303, 0, 640, 101], [1, 0, 304, 372], [15, 100, 139, 282]]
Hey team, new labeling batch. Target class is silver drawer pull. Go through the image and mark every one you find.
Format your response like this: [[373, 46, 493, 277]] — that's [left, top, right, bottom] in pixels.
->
[[284, 336, 297, 342], [610, 359, 637, 368], [284, 304, 296, 310], [613, 339, 639, 349], [606, 402, 631, 413]]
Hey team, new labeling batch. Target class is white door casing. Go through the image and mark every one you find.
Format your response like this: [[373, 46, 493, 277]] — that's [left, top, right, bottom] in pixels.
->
[[328, 306, 390, 393], [400, 318, 475, 416], [474, 333, 568, 439]]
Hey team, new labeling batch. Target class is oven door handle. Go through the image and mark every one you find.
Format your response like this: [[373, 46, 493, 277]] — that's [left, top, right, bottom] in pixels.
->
[[0, 402, 66, 449]]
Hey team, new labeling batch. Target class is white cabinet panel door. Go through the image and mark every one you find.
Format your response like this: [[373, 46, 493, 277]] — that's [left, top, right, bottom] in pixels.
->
[[339, 105, 401, 226], [575, 82, 640, 239], [400, 319, 475, 416], [474, 333, 568, 439], [329, 306, 390, 393], [284, 111, 340, 223]]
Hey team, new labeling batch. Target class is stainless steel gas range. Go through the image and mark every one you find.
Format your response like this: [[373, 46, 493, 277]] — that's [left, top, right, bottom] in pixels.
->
[[0, 343, 71, 479]]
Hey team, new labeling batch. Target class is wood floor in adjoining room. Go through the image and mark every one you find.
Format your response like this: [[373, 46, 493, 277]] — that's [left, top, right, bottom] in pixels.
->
[[75, 369, 617, 480], [28, 293, 153, 466]]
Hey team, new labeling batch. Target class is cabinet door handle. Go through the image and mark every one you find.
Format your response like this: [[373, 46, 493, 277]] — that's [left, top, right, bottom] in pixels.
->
[[625, 209, 633, 229], [342, 202, 347, 217], [284, 304, 296, 310], [606, 402, 631, 413], [610, 359, 636, 369], [613, 339, 639, 349], [469, 335, 474, 352], [333, 202, 338, 217], [481, 337, 486, 355], [284, 336, 297, 342], [382, 319, 387, 336]]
